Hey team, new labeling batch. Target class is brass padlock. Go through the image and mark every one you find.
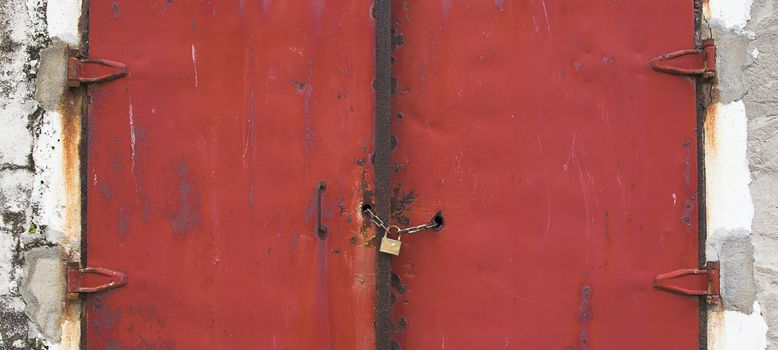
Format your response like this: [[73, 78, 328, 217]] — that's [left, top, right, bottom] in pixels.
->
[[379, 226, 402, 256]]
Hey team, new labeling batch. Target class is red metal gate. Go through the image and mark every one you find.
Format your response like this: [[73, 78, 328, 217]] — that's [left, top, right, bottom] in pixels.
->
[[388, 1, 703, 349], [82, 1, 707, 349], [85, 1, 376, 348]]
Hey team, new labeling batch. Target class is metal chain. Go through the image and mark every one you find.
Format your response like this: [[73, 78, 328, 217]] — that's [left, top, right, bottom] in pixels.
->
[[398, 222, 437, 235], [363, 207, 389, 231], [362, 206, 436, 235]]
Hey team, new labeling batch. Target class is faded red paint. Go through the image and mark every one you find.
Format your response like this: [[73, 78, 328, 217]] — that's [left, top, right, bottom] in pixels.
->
[[86, 0, 704, 348], [86, 1, 376, 348], [390, 1, 700, 349]]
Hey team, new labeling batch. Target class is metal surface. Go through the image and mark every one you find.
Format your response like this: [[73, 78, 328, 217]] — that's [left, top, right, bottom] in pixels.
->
[[67, 264, 127, 294], [67, 51, 127, 88], [390, 1, 701, 349], [649, 39, 716, 78], [373, 0, 395, 348], [316, 182, 328, 239], [379, 227, 402, 256], [86, 1, 376, 348], [655, 261, 721, 304], [363, 203, 439, 235]]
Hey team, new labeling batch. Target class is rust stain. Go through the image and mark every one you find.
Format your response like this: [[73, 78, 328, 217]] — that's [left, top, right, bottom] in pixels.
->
[[59, 90, 83, 251], [356, 150, 377, 247], [704, 102, 719, 154], [58, 51, 86, 349], [60, 301, 81, 350], [701, 0, 711, 20], [706, 306, 725, 348], [390, 182, 415, 226]]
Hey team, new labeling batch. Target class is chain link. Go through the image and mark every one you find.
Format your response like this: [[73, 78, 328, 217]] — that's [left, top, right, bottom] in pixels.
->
[[362, 205, 437, 235], [398, 222, 437, 235], [363, 207, 389, 231]]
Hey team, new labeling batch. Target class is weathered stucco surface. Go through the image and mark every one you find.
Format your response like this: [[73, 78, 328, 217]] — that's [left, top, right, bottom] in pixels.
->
[[742, 0, 778, 348], [0, 0, 776, 349], [706, 0, 777, 349], [0, 0, 81, 349]]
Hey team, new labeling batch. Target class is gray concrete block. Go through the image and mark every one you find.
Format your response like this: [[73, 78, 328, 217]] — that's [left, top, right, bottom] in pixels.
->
[[20, 246, 65, 342]]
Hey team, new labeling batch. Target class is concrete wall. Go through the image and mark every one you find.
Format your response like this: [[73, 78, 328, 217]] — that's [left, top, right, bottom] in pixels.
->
[[0, 1, 775, 349]]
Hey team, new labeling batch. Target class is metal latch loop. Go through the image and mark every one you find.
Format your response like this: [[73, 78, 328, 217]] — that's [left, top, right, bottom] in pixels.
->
[[654, 261, 720, 304], [67, 263, 128, 294], [68, 51, 128, 88], [649, 39, 716, 78]]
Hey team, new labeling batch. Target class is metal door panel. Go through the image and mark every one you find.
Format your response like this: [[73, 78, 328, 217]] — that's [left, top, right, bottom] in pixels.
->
[[390, 1, 699, 349], [86, 1, 376, 348]]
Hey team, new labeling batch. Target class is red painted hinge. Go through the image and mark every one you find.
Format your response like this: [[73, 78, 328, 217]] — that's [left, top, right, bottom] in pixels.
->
[[654, 261, 720, 304], [67, 51, 128, 88], [67, 263, 127, 294], [649, 39, 716, 78]]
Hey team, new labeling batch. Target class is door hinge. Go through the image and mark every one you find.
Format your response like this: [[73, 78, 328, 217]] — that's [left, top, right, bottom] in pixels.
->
[[649, 39, 716, 79], [67, 50, 128, 88], [654, 261, 720, 304], [67, 263, 127, 294]]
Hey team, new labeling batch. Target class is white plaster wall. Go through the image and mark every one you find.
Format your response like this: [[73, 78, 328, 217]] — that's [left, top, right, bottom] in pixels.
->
[[706, 100, 768, 349], [710, 302, 769, 350], [706, 100, 754, 239], [0, 0, 82, 348], [45, 0, 82, 46], [706, 0, 773, 348], [708, 0, 755, 30]]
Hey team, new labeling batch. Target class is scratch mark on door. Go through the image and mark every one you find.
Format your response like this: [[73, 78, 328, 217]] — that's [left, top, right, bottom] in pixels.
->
[[191, 43, 199, 87]]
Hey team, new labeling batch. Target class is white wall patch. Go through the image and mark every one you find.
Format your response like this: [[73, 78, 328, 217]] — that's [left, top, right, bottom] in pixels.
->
[[708, 0, 754, 30], [706, 100, 754, 236], [710, 302, 768, 350], [46, 0, 82, 44]]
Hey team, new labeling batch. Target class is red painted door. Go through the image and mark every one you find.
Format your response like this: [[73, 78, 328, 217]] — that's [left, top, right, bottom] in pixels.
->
[[389, 1, 701, 349], [85, 1, 376, 349], [85, 1, 703, 349]]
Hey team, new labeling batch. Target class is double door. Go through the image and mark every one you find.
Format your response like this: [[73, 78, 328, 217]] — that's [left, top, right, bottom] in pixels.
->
[[84, 1, 703, 349]]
